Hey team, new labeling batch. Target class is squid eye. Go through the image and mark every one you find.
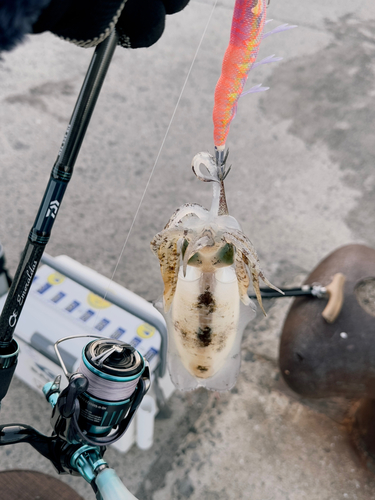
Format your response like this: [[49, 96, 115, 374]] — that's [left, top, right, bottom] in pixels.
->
[[217, 243, 234, 265], [188, 252, 201, 266], [182, 239, 201, 266]]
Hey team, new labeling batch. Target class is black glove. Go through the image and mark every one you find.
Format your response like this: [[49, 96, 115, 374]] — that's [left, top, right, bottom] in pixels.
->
[[0, 0, 51, 51], [0, 0, 190, 51], [116, 0, 190, 48]]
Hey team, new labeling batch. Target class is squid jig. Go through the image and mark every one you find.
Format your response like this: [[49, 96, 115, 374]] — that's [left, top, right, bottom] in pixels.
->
[[151, 0, 295, 391]]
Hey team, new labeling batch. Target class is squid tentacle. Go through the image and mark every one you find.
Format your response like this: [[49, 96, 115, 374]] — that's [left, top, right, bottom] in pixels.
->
[[192, 151, 218, 182], [151, 227, 193, 311], [234, 252, 251, 306], [221, 228, 261, 265], [150, 227, 189, 255], [221, 231, 266, 313], [221, 231, 264, 312], [192, 151, 231, 183], [243, 247, 282, 294], [223, 228, 282, 297], [163, 203, 209, 230], [222, 231, 282, 312], [158, 242, 180, 312], [248, 259, 267, 316]]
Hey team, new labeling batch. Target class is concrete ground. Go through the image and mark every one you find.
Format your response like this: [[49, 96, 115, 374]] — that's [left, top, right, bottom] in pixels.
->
[[1, 0, 375, 498]]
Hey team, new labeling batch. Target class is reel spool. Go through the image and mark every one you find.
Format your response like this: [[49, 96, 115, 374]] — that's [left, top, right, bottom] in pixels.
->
[[46, 335, 150, 447], [77, 339, 145, 438]]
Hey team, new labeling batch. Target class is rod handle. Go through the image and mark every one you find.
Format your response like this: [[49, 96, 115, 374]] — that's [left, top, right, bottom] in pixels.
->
[[322, 273, 346, 324], [95, 468, 139, 500]]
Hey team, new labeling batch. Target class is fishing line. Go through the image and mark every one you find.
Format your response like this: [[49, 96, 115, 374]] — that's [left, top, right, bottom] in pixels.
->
[[78, 356, 141, 401], [103, 0, 219, 299]]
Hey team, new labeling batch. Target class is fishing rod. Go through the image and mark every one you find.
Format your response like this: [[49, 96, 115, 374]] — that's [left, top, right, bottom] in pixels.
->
[[0, 30, 152, 499], [0, 30, 118, 404]]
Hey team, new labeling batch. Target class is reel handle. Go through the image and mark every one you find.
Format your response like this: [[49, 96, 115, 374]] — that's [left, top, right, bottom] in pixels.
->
[[58, 373, 88, 418], [322, 273, 346, 324], [95, 468, 139, 500]]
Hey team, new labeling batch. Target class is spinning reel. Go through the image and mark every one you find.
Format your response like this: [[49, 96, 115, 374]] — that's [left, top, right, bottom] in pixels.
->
[[0, 336, 150, 499], [41, 336, 150, 484], [45, 335, 150, 448]]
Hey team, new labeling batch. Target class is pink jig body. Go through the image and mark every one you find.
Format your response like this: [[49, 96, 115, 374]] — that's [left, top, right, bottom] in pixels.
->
[[213, 0, 267, 150]]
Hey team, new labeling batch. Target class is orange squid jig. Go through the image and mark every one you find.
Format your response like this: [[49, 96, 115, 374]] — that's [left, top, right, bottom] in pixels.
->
[[213, 0, 267, 151], [151, 0, 295, 391]]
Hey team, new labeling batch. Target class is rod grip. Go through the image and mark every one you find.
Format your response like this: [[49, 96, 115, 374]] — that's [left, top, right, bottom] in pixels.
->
[[322, 273, 346, 324], [95, 469, 139, 500]]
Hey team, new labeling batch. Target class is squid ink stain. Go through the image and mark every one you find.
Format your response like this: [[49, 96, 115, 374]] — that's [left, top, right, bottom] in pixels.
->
[[197, 290, 216, 314], [197, 365, 208, 372], [197, 326, 212, 347]]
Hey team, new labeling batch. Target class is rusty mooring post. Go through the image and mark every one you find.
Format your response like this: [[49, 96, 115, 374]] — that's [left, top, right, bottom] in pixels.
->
[[279, 244, 375, 467]]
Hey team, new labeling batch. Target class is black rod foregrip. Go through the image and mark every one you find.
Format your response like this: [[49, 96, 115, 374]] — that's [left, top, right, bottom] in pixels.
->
[[0, 31, 118, 348]]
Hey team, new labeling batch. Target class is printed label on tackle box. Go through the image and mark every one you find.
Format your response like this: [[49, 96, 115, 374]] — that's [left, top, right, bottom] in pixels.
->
[[27, 265, 161, 369]]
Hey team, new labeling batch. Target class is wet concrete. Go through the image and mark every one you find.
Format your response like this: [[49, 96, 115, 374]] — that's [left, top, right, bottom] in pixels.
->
[[0, 0, 375, 498]]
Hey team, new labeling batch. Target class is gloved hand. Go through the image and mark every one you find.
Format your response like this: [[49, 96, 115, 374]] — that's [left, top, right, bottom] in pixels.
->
[[0, 0, 190, 51], [116, 0, 190, 49]]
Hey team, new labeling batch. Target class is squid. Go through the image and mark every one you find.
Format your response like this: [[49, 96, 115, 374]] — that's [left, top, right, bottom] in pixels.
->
[[151, 151, 281, 391]]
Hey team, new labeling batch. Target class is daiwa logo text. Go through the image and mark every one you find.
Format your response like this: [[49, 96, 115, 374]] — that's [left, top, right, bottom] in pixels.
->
[[46, 200, 60, 219]]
